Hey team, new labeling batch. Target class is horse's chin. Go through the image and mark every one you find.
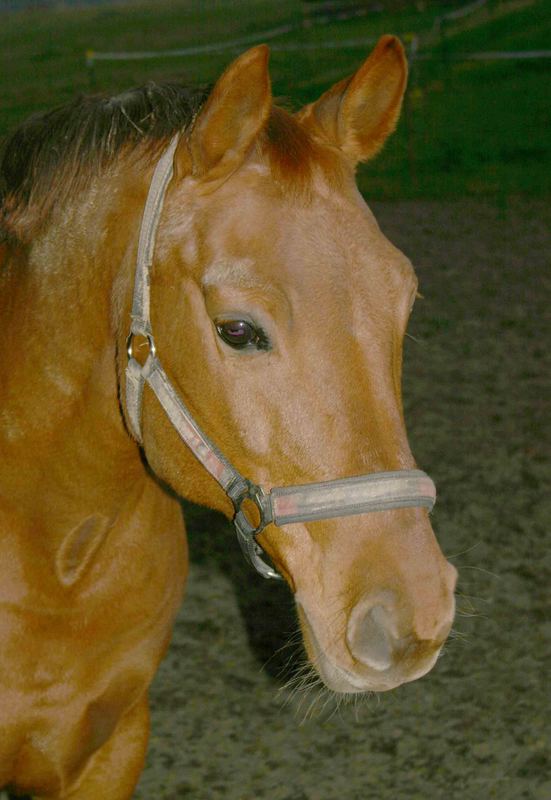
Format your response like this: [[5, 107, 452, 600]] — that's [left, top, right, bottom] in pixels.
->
[[313, 650, 401, 694]]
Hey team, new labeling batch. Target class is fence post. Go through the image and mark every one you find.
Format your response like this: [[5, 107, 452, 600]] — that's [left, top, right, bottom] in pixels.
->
[[85, 50, 97, 90], [440, 16, 450, 69], [404, 34, 419, 193]]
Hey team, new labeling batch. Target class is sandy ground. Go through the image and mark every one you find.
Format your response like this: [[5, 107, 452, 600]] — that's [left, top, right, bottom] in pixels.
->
[[132, 198, 550, 800]]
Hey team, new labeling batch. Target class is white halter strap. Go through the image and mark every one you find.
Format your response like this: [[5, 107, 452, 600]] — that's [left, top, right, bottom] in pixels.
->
[[125, 135, 436, 580]]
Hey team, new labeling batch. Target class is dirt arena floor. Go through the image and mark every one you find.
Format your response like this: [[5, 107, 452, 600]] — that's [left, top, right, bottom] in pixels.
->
[[133, 198, 550, 800]]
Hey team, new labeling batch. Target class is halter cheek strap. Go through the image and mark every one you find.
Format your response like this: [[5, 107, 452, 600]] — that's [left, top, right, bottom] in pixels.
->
[[125, 134, 436, 581]]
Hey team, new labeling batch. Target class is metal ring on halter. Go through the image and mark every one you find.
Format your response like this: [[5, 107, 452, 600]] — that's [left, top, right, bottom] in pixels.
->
[[228, 480, 281, 580], [229, 479, 273, 537], [126, 332, 156, 362]]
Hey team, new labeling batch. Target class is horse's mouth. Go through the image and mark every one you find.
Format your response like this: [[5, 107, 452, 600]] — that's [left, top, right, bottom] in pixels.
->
[[313, 649, 401, 694]]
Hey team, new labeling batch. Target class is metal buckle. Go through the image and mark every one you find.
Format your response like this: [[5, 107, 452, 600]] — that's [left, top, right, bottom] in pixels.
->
[[230, 481, 281, 580]]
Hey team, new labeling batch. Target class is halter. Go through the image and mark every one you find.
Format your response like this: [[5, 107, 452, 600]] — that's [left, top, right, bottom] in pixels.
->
[[125, 134, 436, 580]]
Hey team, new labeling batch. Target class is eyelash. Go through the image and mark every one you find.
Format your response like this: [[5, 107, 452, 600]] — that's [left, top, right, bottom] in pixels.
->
[[252, 327, 271, 351], [215, 319, 271, 352]]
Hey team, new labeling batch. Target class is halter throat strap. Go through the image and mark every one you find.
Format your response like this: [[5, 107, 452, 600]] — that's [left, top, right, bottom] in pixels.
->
[[125, 135, 436, 580]]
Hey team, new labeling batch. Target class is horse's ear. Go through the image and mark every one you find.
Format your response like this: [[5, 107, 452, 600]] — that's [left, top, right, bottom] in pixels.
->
[[296, 35, 407, 164], [178, 45, 272, 182]]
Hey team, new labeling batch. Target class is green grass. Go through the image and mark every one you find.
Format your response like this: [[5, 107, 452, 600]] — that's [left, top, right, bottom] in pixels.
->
[[359, 0, 551, 198], [0, 0, 549, 199]]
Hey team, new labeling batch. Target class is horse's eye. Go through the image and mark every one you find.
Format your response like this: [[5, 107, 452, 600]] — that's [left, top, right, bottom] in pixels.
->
[[216, 319, 269, 351]]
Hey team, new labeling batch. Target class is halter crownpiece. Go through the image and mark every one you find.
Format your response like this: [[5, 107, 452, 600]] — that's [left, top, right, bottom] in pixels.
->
[[125, 134, 436, 580]]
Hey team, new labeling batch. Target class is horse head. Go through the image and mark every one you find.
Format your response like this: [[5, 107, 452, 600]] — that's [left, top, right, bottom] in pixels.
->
[[119, 39, 456, 694]]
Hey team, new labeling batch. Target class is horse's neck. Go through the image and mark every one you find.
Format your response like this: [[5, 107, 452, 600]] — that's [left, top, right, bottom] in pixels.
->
[[0, 173, 148, 551]]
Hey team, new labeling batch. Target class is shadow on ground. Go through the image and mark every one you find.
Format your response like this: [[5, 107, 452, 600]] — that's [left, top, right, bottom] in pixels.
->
[[182, 501, 301, 683]]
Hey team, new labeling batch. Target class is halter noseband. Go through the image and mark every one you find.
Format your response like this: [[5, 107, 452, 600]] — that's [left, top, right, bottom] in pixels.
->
[[125, 134, 436, 580]]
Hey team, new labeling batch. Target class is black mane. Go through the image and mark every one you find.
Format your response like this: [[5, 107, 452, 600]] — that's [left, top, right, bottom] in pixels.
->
[[0, 82, 209, 241]]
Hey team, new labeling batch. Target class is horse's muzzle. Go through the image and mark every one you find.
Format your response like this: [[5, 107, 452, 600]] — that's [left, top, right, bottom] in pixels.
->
[[297, 561, 457, 693]]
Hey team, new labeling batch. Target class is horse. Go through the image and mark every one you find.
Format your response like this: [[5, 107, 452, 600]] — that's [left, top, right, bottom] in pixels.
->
[[0, 37, 457, 799]]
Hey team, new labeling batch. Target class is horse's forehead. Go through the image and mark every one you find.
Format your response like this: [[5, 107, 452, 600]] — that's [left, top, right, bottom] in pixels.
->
[[193, 171, 409, 289]]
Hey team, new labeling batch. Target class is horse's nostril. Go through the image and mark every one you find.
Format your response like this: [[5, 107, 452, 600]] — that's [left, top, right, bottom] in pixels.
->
[[347, 604, 394, 671]]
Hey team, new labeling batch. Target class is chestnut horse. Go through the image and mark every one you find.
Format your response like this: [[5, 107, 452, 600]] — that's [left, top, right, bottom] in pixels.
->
[[0, 38, 456, 799]]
